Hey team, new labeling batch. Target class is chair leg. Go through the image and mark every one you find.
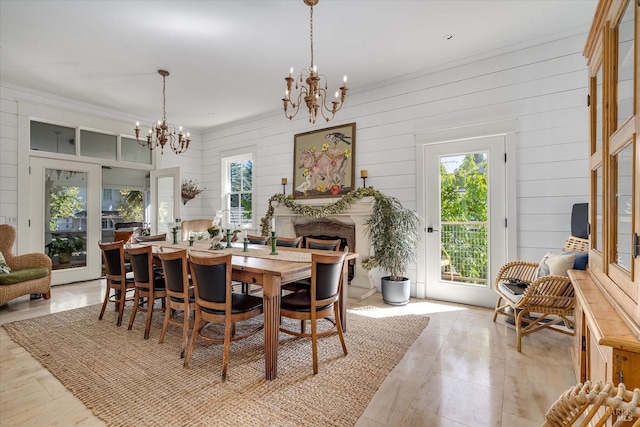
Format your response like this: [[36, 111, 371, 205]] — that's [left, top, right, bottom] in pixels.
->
[[222, 321, 232, 381], [515, 309, 527, 352], [116, 288, 127, 327], [183, 311, 199, 367], [492, 296, 503, 322], [159, 308, 168, 344], [128, 290, 140, 330], [311, 316, 318, 375], [98, 285, 110, 320], [143, 295, 154, 340], [334, 304, 348, 356], [180, 306, 190, 359]]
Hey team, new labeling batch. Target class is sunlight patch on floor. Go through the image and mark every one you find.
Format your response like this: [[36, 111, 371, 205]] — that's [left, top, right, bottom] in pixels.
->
[[349, 301, 468, 318]]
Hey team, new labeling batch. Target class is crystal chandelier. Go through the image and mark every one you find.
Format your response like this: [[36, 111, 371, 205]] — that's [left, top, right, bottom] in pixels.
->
[[135, 70, 190, 155], [282, 0, 348, 124]]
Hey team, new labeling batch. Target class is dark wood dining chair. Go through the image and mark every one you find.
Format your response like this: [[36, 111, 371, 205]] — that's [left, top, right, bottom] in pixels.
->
[[184, 253, 264, 381], [237, 234, 269, 294], [246, 234, 268, 245], [270, 235, 302, 248], [305, 237, 341, 251], [279, 248, 348, 374], [157, 249, 194, 358], [113, 230, 134, 244], [125, 245, 166, 339], [98, 240, 135, 326], [134, 233, 167, 243]]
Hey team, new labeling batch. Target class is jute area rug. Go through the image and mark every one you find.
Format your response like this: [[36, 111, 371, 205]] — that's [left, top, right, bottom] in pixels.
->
[[3, 303, 429, 427]]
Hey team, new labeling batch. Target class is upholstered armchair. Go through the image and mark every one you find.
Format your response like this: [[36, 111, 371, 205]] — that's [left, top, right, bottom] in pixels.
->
[[0, 224, 52, 305]]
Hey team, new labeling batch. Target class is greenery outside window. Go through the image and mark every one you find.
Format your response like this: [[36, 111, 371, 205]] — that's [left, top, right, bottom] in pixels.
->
[[222, 154, 254, 228]]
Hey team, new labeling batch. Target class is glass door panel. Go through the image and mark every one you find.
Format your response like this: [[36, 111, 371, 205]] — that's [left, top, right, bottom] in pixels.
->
[[150, 167, 180, 237], [615, 143, 633, 273], [30, 158, 101, 285], [616, 0, 634, 128]]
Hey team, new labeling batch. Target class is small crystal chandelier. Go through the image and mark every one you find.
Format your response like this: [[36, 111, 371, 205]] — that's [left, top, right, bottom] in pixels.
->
[[282, 0, 348, 124], [135, 69, 190, 155]]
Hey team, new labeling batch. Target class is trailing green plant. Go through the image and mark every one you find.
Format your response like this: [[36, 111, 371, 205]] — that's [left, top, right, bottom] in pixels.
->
[[261, 187, 421, 281]]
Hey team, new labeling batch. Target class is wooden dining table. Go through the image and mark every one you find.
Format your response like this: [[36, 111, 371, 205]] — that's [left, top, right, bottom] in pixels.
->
[[139, 239, 357, 380]]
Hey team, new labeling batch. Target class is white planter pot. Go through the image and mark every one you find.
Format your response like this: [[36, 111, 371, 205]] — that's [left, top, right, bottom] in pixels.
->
[[381, 276, 410, 306]]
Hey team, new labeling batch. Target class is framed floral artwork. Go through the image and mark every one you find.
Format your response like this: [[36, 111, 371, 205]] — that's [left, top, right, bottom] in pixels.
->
[[293, 122, 356, 199]]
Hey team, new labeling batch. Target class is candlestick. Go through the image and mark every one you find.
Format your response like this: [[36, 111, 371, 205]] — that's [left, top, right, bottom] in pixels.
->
[[270, 231, 278, 255], [243, 237, 249, 252], [281, 177, 287, 195], [225, 229, 233, 248], [360, 169, 368, 188]]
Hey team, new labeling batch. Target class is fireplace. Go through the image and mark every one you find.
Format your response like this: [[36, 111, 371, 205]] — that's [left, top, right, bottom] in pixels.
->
[[272, 197, 375, 295], [294, 218, 355, 282]]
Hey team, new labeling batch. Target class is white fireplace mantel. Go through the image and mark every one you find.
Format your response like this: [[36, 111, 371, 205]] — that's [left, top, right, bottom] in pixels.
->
[[273, 197, 377, 293]]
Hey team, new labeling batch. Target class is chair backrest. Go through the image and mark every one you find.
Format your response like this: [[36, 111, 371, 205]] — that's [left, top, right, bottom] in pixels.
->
[[305, 237, 341, 251], [125, 245, 155, 287], [115, 221, 142, 230], [113, 230, 134, 244], [135, 233, 167, 243], [246, 234, 268, 245], [562, 236, 589, 254], [98, 240, 126, 279], [0, 224, 16, 264], [189, 253, 232, 310], [274, 236, 302, 248], [158, 249, 190, 297], [312, 250, 348, 302], [181, 219, 213, 241]]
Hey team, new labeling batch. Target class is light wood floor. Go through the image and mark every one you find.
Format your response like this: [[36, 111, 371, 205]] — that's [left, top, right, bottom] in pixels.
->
[[0, 280, 576, 426]]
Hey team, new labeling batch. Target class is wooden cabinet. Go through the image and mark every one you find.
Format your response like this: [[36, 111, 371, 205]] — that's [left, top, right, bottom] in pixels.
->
[[570, 270, 640, 390]]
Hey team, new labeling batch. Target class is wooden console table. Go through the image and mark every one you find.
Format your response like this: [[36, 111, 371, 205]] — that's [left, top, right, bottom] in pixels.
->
[[569, 270, 640, 390]]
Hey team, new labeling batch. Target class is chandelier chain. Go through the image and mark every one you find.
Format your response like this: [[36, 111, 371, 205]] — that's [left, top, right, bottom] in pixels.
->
[[309, 5, 314, 68], [162, 74, 167, 120]]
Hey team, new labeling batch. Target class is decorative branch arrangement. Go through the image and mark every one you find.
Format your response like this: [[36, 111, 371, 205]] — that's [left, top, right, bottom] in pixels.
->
[[181, 179, 205, 204]]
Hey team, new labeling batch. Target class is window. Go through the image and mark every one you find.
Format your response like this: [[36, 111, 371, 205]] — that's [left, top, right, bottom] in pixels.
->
[[222, 152, 254, 228]]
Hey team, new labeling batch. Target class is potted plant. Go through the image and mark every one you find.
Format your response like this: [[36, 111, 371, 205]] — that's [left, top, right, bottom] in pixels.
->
[[45, 234, 85, 263], [361, 195, 421, 305]]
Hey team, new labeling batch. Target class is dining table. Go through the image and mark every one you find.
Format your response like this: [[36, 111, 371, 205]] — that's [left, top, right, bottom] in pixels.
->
[[138, 239, 358, 380]]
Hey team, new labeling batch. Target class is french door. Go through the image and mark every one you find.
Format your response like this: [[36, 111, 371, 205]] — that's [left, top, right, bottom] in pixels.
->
[[30, 157, 102, 285], [150, 167, 181, 236], [423, 135, 507, 308]]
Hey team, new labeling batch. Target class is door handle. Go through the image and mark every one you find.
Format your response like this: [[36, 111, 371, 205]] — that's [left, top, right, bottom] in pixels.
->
[[427, 227, 439, 233]]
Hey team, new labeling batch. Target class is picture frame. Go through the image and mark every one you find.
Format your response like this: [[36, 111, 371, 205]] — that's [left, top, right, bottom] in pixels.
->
[[293, 122, 356, 199]]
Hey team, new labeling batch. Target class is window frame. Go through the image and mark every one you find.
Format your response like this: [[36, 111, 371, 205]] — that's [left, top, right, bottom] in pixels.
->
[[221, 148, 256, 230]]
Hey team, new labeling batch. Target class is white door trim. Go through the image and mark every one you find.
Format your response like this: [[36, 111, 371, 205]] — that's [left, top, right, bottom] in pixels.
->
[[415, 120, 517, 300]]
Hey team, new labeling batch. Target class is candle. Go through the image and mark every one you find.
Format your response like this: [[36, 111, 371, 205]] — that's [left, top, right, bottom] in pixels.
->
[[243, 230, 247, 239], [281, 177, 287, 185], [271, 217, 276, 232], [360, 169, 368, 178]]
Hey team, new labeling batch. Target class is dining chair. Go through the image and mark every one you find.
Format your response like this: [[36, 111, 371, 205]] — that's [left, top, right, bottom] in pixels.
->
[[98, 240, 135, 326], [270, 236, 302, 248], [237, 234, 269, 294], [246, 234, 268, 245], [113, 230, 134, 244], [279, 248, 348, 374], [184, 253, 264, 381], [157, 249, 194, 358], [125, 245, 166, 339], [134, 233, 167, 243], [305, 237, 341, 251]]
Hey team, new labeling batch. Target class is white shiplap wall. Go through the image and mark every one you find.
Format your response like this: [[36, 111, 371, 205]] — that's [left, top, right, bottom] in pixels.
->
[[0, 84, 205, 249], [201, 32, 590, 286]]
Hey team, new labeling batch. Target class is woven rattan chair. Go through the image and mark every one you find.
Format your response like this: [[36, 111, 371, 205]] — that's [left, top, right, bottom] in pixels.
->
[[125, 245, 166, 339], [246, 234, 268, 245], [492, 236, 588, 351], [98, 240, 135, 326], [279, 249, 348, 374], [543, 381, 640, 426], [0, 224, 52, 305], [157, 249, 194, 358], [185, 252, 264, 381]]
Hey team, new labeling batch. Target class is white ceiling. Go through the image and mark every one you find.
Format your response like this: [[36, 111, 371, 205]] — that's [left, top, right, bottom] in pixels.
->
[[0, 0, 598, 132]]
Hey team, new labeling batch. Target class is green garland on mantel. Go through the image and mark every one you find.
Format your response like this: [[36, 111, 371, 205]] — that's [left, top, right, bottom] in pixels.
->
[[260, 187, 385, 237]]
